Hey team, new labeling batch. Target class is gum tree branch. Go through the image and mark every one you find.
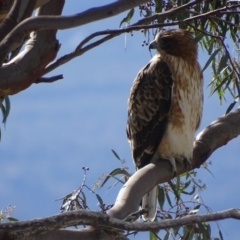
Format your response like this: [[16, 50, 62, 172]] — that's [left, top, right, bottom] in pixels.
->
[[0, 0, 150, 65], [0, 0, 64, 95], [0, 0, 23, 42], [1, 208, 240, 239], [0, 0, 38, 62]]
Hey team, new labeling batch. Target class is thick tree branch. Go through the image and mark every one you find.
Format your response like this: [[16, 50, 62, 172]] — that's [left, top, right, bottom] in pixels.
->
[[0, 0, 14, 21], [0, 0, 150, 65], [0, 0, 64, 95], [0, 0, 23, 42], [0, 0, 38, 63]]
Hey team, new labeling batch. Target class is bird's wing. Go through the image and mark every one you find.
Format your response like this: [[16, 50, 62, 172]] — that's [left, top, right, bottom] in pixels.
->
[[127, 57, 173, 169]]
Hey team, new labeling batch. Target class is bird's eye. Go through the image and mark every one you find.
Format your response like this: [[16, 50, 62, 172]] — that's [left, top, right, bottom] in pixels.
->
[[159, 37, 176, 52]]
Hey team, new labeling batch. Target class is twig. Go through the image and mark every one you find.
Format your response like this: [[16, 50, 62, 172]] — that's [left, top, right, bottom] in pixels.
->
[[43, 34, 117, 75], [35, 74, 63, 83]]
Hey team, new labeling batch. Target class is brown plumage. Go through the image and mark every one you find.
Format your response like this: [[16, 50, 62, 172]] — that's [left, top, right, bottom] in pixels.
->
[[127, 29, 203, 221]]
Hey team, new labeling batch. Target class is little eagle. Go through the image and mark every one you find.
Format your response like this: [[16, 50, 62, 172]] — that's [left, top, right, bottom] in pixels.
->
[[126, 29, 203, 221]]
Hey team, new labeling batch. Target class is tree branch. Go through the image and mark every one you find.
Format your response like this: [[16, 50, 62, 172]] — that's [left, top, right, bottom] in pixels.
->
[[0, 0, 64, 95], [35, 75, 63, 84], [0, 0, 150, 65], [0, 0, 38, 63], [1, 208, 240, 239], [44, 34, 118, 75], [0, 0, 23, 42]]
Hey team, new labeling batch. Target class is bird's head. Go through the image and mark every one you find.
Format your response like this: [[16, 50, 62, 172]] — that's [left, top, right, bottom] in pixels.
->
[[149, 29, 198, 61]]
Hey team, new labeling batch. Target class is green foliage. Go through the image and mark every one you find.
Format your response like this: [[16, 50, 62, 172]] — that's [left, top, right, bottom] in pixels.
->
[[119, 8, 135, 27]]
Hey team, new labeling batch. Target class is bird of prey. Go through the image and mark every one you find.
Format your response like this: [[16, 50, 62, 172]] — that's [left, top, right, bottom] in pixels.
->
[[126, 29, 203, 221]]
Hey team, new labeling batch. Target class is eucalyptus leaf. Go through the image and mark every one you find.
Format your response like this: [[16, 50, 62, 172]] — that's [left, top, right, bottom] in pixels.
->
[[157, 186, 165, 209], [165, 191, 173, 208], [217, 54, 228, 75], [225, 99, 238, 115], [100, 168, 131, 188], [202, 48, 220, 73], [219, 229, 224, 240], [96, 194, 104, 206], [163, 231, 170, 240], [111, 149, 121, 160], [197, 222, 211, 239], [149, 231, 158, 240], [7, 217, 18, 222], [119, 8, 134, 27]]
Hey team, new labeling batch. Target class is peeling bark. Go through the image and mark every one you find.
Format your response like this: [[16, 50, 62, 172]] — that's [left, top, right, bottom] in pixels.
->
[[0, 0, 64, 95]]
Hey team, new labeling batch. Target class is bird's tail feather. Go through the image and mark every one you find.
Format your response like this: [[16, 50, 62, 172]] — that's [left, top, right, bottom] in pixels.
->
[[142, 186, 158, 221]]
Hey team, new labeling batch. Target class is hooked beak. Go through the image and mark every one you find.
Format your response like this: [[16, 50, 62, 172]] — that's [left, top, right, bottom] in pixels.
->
[[149, 39, 157, 50]]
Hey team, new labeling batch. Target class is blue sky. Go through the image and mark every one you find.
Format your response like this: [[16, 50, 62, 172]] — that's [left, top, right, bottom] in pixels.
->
[[0, 1, 240, 239]]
